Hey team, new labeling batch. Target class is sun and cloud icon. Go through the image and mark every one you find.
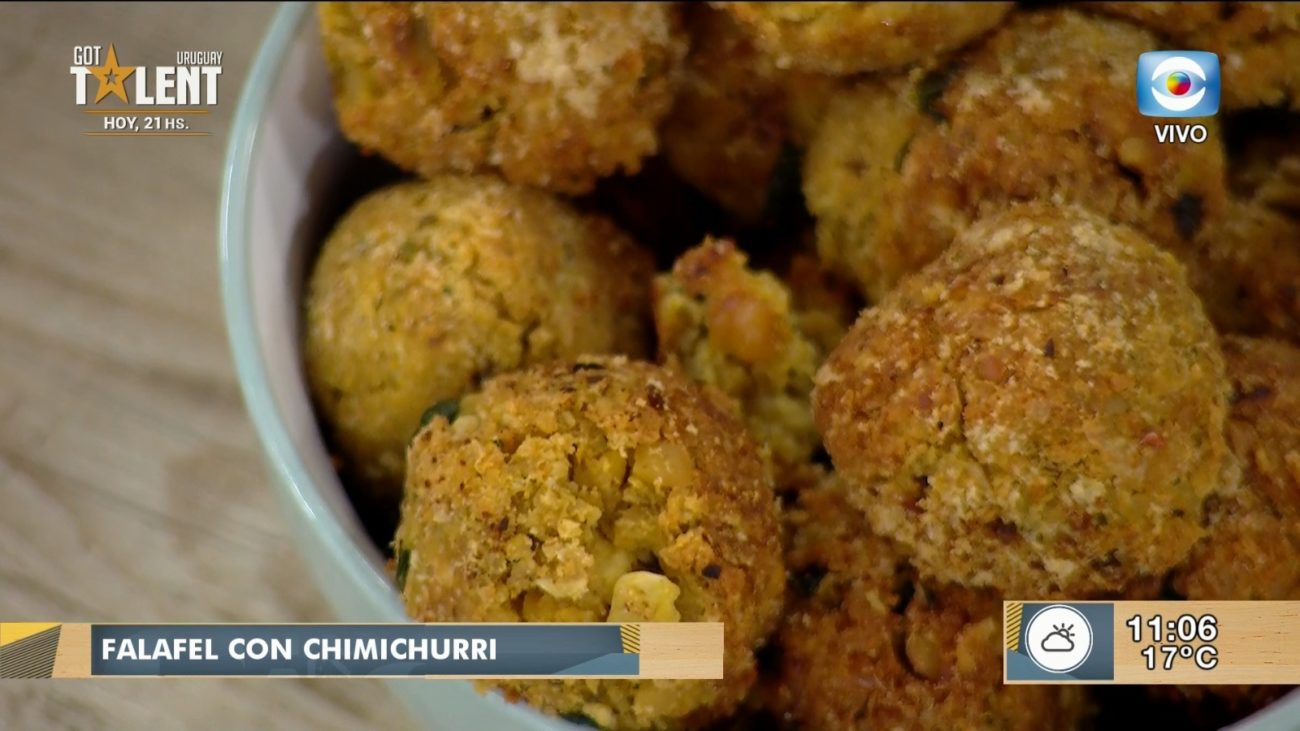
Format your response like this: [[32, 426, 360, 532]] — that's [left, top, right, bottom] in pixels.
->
[[1040, 623, 1076, 652], [1024, 605, 1094, 673]]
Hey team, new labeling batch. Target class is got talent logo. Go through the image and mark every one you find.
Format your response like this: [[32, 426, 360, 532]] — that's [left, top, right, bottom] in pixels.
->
[[69, 44, 223, 136]]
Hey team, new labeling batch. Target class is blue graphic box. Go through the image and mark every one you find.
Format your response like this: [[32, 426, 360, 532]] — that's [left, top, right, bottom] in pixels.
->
[[1005, 602, 1114, 682]]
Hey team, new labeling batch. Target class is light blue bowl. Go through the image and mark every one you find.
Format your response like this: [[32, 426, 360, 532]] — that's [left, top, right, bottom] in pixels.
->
[[219, 4, 1299, 731], [218, 4, 572, 729]]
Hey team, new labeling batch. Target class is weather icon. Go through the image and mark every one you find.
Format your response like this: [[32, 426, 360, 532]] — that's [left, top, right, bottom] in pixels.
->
[[1025, 605, 1093, 673], [1040, 623, 1076, 652]]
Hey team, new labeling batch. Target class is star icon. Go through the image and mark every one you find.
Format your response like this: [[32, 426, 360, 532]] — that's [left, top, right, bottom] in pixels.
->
[[89, 44, 135, 103]]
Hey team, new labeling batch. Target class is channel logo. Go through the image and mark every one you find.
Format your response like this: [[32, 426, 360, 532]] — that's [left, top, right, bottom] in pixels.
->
[[1136, 51, 1220, 117]]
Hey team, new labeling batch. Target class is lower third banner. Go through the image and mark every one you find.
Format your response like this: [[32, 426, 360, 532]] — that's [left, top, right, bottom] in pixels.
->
[[0, 623, 721, 679]]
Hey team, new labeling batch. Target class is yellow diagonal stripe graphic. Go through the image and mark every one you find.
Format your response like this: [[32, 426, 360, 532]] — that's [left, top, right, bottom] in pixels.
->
[[1005, 603, 1023, 652], [1, 623, 61, 647], [1, 624, 62, 678], [620, 624, 642, 654]]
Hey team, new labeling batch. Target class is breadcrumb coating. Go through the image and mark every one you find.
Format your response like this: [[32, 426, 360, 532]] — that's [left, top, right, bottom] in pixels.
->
[[304, 177, 651, 499], [318, 2, 687, 193], [814, 204, 1230, 597], [653, 238, 853, 488], [803, 10, 1228, 301], [769, 475, 1092, 730], [396, 357, 784, 730], [719, 2, 1012, 75]]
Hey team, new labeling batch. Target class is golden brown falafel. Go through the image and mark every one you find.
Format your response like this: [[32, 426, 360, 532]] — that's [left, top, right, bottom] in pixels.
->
[[1089, 2, 1300, 110], [782, 251, 862, 357], [1185, 198, 1300, 339], [1149, 338, 1300, 724], [659, 6, 843, 223], [304, 177, 651, 499], [318, 2, 687, 194], [801, 75, 927, 302], [814, 204, 1230, 598], [804, 10, 1228, 301], [653, 238, 854, 488], [1175, 335, 1300, 600], [1183, 121, 1300, 338], [660, 7, 792, 223], [768, 475, 1092, 730], [1230, 125, 1300, 205], [719, 2, 1013, 75], [1085, 2, 1224, 36], [396, 357, 784, 730]]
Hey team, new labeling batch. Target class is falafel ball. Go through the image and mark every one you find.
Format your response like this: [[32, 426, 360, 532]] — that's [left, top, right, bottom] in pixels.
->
[[1230, 127, 1300, 206], [660, 7, 791, 223], [719, 2, 1013, 75], [659, 6, 842, 223], [318, 2, 687, 194], [783, 251, 863, 358], [1185, 198, 1300, 339], [1089, 2, 1300, 110], [396, 357, 784, 730], [769, 475, 1092, 730], [813, 204, 1230, 597], [804, 9, 1228, 301], [1174, 335, 1300, 600], [1085, 2, 1223, 36], [304, 177, 652, 499], [1182, 128, 1300, 338], [802, 75, 928, 302], [653, 238, 853, 488], [1149, 337, 1300, 722]]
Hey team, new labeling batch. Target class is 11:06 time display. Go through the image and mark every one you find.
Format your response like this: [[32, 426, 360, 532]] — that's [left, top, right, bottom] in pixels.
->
[[1126, 613, 1218, 643], [1126, 613, 1220, 671]]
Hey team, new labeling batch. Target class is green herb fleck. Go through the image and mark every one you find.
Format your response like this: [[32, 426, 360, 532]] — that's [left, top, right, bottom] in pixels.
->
[[793, 564, 827, 598], [560, 713, 602, 729], [394, 546, 411, 591], [396, 240, 420, 263], [763, 142, 805, 222], [893, 134, 914, 173], [419, 399, 460, 430], [916, 65, 957, 121], [891, 581, 915, 615], [1172, 193, 1204, 241]]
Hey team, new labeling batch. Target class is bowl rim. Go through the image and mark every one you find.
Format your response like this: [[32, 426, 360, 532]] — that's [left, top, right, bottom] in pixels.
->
[[217, 4, 1300, 731], [218, 6, 574, 730], [219, 0, 404, 620]]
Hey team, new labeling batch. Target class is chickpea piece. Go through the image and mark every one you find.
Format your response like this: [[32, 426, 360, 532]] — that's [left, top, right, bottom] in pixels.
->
[[607, 571, 682, 622], [630, 443, 695, 491]]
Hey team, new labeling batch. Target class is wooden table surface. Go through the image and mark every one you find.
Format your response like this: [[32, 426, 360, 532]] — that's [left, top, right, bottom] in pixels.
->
[[0, 4, 415, 728]]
